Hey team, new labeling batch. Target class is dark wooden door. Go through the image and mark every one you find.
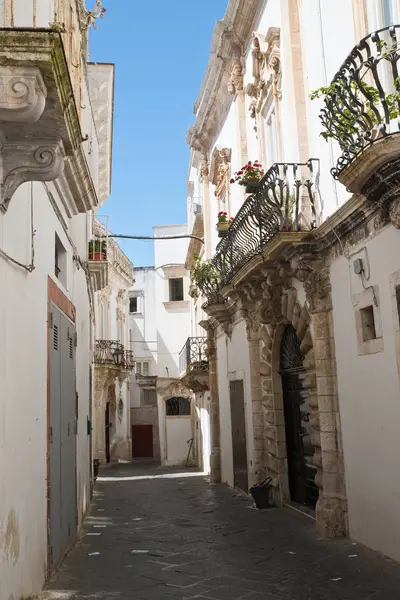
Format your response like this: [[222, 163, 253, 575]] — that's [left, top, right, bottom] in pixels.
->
[[280, 325, 318, 508], [105, 402, 111, 464], [132, 425, 153, 458], [230, 380, 248, 493]]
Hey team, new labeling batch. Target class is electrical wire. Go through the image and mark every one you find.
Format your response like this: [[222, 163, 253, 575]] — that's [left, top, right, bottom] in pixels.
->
[[108, 233, 204, 243]]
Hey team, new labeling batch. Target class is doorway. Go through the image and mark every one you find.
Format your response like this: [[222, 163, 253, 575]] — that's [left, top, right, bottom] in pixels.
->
[[132, 424, 153, 458], [49, 304, 77, 569], [105, 402, 111, 464], [230, 379, 248, 493], [280, 324, 318, 508]]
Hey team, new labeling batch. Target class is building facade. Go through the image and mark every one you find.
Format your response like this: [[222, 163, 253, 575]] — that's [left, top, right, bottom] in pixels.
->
[[0, 1, 113, 598], [185, 0, 400, 562], [129, 225, 197, 467], [92, 221, 134, 466]]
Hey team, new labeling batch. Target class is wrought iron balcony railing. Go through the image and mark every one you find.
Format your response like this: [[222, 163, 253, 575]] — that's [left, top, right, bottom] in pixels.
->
[[316, 26, 400, 179], [94, 340, 125, 367], [196, 160, 320, 295], [179, 337, 208, 377], [123, 350, 135, 370]]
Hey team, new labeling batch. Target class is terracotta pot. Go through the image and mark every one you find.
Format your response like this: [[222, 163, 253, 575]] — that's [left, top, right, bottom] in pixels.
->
[[89, 251, 105, 261]]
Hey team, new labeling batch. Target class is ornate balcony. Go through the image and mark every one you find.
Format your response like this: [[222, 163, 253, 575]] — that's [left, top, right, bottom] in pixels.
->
[[88, 238, 108, 292], [195, 160, 320, 297], [94, 340, 125, 367], [123, 350, 135, 370], [179, 337, 209, 392], [315, 26, 400, 195]]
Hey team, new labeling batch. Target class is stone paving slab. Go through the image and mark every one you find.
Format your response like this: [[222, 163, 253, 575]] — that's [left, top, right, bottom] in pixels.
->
[[42, 463, 400, 600]]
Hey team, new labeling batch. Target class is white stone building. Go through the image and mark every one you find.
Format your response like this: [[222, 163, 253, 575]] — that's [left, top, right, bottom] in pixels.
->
[[185, 0, 400, 563], [92, 220, 134, 466], [0, 1, 113, 598], [129, 225, 197, 467]]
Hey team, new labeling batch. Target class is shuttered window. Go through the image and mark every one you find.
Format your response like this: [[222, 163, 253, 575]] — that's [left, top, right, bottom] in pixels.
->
[[169, 278, 184, 302]]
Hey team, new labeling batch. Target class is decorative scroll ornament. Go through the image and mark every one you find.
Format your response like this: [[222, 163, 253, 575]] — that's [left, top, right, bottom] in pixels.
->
[[389, 198, 400, 229], [0, 66, 46, 123], [0, 139, 65, 213], [246, 27, 281, 119]]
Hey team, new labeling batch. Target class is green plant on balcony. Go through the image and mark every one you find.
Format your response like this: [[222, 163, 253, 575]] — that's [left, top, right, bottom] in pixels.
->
[[89, 239, 106, 261], [310, 78, 400, 147], [190, 254, 221, 299], [230, 160, 264, 193]]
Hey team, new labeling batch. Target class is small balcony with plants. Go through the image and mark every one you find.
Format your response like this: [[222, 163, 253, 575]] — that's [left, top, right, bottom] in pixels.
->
[[311, 26, 400, 196], [88, 236, 108, 292], [179, 336, 209, 392], [191, 159, 320, 302]]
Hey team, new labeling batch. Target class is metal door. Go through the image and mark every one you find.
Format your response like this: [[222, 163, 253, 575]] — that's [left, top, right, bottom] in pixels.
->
[[280, 325, 318, 507], [132, 425, 153, 458], [49, 304, 77, 569], [229, 380, 248, 493], [105, 402, 111, 463]]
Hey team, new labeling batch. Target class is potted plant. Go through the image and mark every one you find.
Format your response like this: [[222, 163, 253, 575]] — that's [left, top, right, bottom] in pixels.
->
[[230, 160, 264, 193], [217, 212, 233, 237], [89, 239, 106, 261]]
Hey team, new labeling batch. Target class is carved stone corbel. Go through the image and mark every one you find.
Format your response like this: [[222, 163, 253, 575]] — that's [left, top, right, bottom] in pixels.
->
[[0, 66, 46, 123], [0, 138, 65, 212], [291, 255, 331, 312]]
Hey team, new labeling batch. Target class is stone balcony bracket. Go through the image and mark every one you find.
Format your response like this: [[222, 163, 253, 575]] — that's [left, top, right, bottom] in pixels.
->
[[0, 30, 98, 216]]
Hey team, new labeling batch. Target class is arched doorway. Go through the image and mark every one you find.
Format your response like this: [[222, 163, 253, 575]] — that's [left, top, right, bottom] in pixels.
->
[[280, 324, 318, 508]]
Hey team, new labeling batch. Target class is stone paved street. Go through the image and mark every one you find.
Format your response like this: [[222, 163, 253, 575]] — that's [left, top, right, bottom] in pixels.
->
[[43, 463, 400, 600]]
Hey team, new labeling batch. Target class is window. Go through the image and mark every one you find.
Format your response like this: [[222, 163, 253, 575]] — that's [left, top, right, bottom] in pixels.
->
[[55, 233, 67, 288], [136, 361, 149, 376], [264, 108, 279, 165], [360, 306, 377, 341], [142, 388, 157, 406], [130, 296, 138, 313], [169, 278, 184, 302], [166, 397, 191, 416]]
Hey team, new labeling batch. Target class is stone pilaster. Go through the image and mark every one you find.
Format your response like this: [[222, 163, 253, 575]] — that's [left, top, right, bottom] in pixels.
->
[[304, 269, 348, 538], [246, 323, 263, 487], [202, 321, 221, 483], [93, 365, 117, 464]]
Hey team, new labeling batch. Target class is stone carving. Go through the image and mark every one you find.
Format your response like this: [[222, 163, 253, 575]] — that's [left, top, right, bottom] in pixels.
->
[[161, 379, 191, 401], [247, 27, 281, 118], [117, 289, 129, 305], [210, 147, 232, 200], [228, 60, 244, 95], [291, 255, 331, 311], [200, 156, 209, 180], [0, 139, 65, 213], [116, 308, 125, 322], [0, 66, 47, 123], [389, 197, 400, 228]]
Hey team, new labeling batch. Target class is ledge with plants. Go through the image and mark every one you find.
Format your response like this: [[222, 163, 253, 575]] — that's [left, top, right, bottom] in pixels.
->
[[230, 160, 264, 193], [217, 212, 234, 237], [189, 253, 222, 302], [89, 239, 107, 261], [310, 26, 400, 178]]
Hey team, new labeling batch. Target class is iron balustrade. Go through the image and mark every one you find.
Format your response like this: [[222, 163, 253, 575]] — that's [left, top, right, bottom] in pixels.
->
[[94, 340, 125, 367], [179, 337, 208, 376], [124, 350, 135, 370], [196, 160, 320, 296], [317, 26, 400, 179]]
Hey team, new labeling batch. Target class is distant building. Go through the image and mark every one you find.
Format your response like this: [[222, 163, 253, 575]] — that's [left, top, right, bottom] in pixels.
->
[[129, 225, 197, 467]]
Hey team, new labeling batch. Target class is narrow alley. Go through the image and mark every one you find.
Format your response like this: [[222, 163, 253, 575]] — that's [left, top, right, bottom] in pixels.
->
[[43, 463, 400, 600]]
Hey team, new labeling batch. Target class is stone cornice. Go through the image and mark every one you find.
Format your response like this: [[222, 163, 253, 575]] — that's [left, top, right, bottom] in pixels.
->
[[0, 29, 98, 214], [187, 0, 266, 155]]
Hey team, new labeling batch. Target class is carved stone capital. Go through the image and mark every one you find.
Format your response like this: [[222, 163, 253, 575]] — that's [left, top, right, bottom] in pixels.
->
[[389, 197, 400, 228], [0, 66, 46, 123], [0, 139, 65, 212]]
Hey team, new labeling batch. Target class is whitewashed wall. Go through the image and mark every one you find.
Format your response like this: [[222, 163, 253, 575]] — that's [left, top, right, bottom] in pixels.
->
[[331, 225, 400, 562], [154, 225, 191, 379], [216, 319, 253, 487], [0, 181, 92, 599]]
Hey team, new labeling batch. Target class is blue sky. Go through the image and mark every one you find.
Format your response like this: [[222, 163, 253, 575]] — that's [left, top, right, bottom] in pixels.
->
[[89, 0, 228, 266]]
